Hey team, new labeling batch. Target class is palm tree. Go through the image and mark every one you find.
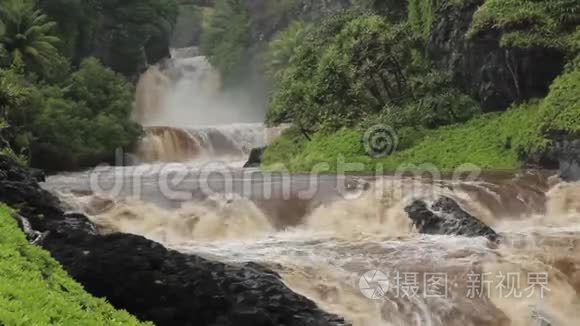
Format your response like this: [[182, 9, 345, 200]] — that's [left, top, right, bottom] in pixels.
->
[[0, 0, 59, 66]]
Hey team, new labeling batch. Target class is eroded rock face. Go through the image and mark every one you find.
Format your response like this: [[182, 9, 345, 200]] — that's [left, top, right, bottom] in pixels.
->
[[0, 156, 345, 326], [427, 1, 565, 112], [550, 137, 580, 182], [405, 197, 499, 241]]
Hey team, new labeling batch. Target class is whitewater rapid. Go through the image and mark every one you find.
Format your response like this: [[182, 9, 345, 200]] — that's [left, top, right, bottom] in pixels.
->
[[43, 168, 580, 326]]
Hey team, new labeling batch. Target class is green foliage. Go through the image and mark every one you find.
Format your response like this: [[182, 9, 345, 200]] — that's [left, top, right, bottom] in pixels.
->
[[377, 104, 545, 170], [0, 0, 144, 170], [32, 58, 141, 156], [267, 12, 419, 131], [39, 0, 179, 75], [408, 0, 440, 40], [261, 127, 308, 169], [265, 104, 542, 172], [263, 127, 372, 172], [0, 0, 60, 70], [266, 21, 306, 79], [264, 61, 580, 172], [537, 59, 580, 134], [0, 147, 28, 166], [267, 11, 479, 135], [0, 67, 36, 161], [0, 204, 150, 325], [468, 0, 580, 52], [395, 70, 480, 129], [37, 0, 85, 59], [200, 0, 252, 82], [355, 0, 408, 21]]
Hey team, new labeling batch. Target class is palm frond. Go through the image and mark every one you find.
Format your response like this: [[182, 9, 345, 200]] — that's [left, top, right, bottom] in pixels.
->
[[0, 0, 61, 67]]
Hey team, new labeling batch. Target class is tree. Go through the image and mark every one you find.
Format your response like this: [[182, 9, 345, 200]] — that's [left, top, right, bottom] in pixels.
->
[[0, 0, 60, 68], [38, 0, 179, 76], [32, 58, 141, 157], [266, 21, 306, 79], [266, 11, 479, 134], [200, 0, 252, 82], [267, 12, 417, 132]]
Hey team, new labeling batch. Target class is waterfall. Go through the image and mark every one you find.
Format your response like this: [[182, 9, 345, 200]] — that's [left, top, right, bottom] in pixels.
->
[[132, 49, 273, 163]]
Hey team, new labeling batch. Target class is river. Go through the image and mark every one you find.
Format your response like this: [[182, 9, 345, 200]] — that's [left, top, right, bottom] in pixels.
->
[[40, 48, 580, 326]]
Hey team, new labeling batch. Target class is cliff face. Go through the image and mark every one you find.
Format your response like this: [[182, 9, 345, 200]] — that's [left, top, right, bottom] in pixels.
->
[[427, 1, 566, 112]]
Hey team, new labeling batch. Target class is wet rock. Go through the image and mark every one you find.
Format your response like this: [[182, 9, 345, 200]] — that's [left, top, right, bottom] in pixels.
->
[[550, 137, 580, 182], [405, 197, 499, 241], [0, 155, 63, 228], [0, 155, 345, 326], [427, 0, 565, 112], [244, 147, 266, 168], [43, 232, 345, 326], [29, 168, 46, 182]]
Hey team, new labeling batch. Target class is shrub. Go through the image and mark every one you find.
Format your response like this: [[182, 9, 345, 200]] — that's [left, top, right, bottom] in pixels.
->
[[267, 12, 418, 132], [266, 21, 306, 79], [262, 127, 308, 169], [32, 58, 141, 157], [537, 59, 580, 135]]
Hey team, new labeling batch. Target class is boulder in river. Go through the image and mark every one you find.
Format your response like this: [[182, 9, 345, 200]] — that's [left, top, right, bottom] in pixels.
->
[[244, 147, 266, 168], [405, 197, 499, 241]]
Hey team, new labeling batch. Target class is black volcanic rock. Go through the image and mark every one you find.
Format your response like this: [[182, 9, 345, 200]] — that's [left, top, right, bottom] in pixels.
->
[[244, 147, 266, 168], [550, 137, 580, 182], [0, 155, 346, 326], [44, 231, 344, 326], [405, 197, 498, 241]]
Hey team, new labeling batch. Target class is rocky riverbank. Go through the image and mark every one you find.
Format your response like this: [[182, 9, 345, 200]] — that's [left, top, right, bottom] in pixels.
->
[[0, 155, 345, 326]]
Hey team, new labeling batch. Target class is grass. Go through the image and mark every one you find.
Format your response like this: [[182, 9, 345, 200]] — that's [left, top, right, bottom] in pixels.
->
[[538, 59, 580, 134], [378, 104, 545, 170], [0, 204, 149, 325], [263, 58, 580, 172], [263, 105, 542, 172]]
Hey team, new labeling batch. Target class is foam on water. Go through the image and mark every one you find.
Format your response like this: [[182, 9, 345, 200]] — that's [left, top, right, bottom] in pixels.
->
[[45, 170, 580, 325]]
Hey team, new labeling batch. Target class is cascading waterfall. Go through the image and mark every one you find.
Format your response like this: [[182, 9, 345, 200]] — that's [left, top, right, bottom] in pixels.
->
[[132, 49, 274, 163], [134, 124, 268, 162]]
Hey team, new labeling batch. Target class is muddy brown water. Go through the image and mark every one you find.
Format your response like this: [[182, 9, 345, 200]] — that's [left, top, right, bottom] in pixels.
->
[[41, 165, 580, 326]]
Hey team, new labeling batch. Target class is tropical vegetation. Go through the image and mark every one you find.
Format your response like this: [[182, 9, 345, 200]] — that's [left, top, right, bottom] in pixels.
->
[[0, 204, 149, 325], [259, 0, 580, 172], [0, 0, 181, 169]]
